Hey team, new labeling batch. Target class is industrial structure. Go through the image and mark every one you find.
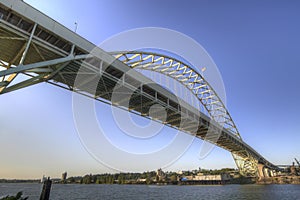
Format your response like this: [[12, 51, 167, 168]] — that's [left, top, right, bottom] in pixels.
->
[[0, 0, 280, 178], [61, 172, 67, 183]]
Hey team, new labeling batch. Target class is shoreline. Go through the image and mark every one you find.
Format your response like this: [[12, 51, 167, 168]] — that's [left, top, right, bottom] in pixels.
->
[[1, 179, 300, 185]]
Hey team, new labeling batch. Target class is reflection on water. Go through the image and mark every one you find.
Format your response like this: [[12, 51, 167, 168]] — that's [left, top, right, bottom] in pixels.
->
[[0, 183, 300, 200]]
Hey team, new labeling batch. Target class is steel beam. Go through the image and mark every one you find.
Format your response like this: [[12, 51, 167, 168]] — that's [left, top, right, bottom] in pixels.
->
[[19, 23, 37, 65], [0, 54, 91, 77]]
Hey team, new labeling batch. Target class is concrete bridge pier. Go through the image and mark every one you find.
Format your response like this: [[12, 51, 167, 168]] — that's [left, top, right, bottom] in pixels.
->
[[258, 164, 274, 179], [257, 163, 278, 182], [257, 164, 265, 180], [264, 168, 270, 178], [269, 170, 274, 177]]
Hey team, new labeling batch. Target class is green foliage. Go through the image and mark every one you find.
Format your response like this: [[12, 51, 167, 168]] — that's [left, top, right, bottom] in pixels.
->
[[200, 168, 236, 175], [146, 172, 152, 185], [169, 174, 178, 182], [118, 173, 125, 184], [63, 168, 235, 185], [82, 174, 92, 184], [67, 177, 75, 183], [0, 192, 28, 200]]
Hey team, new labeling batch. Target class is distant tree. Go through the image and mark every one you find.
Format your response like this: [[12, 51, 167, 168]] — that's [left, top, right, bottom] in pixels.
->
[[170, 174, 177, 183], [67, 177, 75, 183], [82, 175, 91, 184], [109, 175, 114, 184], [92, 175, 97, 184], [95, 178, 101, 184], [118, 174, 125, 184], [146, 172, 152, 185]]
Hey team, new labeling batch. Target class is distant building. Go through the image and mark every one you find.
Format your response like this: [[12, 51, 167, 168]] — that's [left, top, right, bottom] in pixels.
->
[[137, 178, 147, 183], [176, 170, 190, 175], [177, 170, 183, 175], [181, 173, 231, 184], [41, 175, 47, 183], [193, 173, 231, 181], [61, 172, 67, 183]]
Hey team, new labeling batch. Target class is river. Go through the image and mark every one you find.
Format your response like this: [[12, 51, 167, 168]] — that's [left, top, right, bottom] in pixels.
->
[[0, 183, 300, 200]]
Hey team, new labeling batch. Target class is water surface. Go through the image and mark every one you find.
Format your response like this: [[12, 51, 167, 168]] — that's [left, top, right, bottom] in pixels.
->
[[1, 183, 299, 200]]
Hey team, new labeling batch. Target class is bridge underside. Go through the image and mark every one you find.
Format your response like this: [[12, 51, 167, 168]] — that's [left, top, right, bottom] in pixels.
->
[[0, 0, 279, 177]]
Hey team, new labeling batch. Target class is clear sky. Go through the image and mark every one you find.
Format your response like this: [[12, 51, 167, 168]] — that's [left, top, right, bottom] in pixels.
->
[[1, 0, 300, 179]]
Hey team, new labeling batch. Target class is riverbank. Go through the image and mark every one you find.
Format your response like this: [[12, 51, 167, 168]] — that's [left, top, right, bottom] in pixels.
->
[[257, 176, 300, 184]]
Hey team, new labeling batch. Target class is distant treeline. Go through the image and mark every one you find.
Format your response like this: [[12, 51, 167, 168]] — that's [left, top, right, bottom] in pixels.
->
[[199, 168, 236, 175], [67, 171, 157, 184], [0, 179, 39, 183], [65, 168, 236, 184], [0, 168, 236, 184]]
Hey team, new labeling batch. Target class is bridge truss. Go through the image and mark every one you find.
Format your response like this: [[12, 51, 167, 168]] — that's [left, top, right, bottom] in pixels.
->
[[112, 51, 259, 176]]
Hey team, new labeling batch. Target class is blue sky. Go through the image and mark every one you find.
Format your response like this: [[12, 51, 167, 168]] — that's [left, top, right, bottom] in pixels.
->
[[1, 0, 300, 179]]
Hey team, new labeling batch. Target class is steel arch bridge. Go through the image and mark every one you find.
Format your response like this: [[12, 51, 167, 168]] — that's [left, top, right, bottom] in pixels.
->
[[0, 0, 279, 177]]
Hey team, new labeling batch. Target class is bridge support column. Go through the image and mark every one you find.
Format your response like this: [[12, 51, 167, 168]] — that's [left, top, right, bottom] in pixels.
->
[[257, 164, 265, 180], [269, 170, 274, 177], [263, 168, 270, 178]]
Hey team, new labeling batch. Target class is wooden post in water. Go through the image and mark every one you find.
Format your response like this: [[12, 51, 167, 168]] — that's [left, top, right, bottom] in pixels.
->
[[40, 177, 52, 200]]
